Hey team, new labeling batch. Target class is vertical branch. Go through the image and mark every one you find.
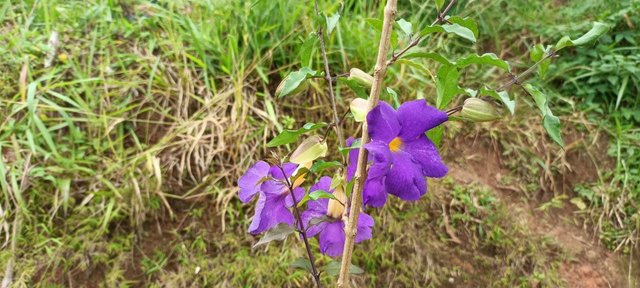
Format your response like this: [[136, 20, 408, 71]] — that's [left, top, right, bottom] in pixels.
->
[[278, 166, 322, 288], [336, 0, 397, 287], [314, 0, 346, 149]]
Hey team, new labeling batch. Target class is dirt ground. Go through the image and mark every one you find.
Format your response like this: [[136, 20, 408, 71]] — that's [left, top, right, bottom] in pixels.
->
[[449, 132, 638, 288]]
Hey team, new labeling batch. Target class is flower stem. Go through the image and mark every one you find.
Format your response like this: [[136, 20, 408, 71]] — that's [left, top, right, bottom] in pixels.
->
[[278, 165, 322, 288], [314, 0, 346, 151], [336, 0, 398, 287]]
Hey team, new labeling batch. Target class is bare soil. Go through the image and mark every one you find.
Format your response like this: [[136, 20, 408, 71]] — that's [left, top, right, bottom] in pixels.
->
[[448, 134, 637, 288]]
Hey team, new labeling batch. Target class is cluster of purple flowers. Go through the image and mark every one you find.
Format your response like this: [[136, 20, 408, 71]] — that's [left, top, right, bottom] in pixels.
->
[[238, 99, 448, 257]]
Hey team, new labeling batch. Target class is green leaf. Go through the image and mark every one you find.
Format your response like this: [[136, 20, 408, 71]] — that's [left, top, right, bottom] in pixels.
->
[[447, 16, 478, 39], [266, 122, 328, 147], [543, 111, 564, 147], [530, 44, 550, 78], [309, 190, 336, 201], [396, 18, 413, 37], [345, 179, 354, 199], [252, 224, 295, 249], [297, 190, 336, 208], [554, 36, 574, 51], [385, 87, 400, 109], [324, 261, 364, 276], [339, 78, 369, 99], [435, 0, 445, 10], [290, 257, 313, 273], [330, 176, 345, 191], [554, 22, 609, 51], [571, 22, 609, 46], [435, 65, 462, 109], [299, 34, 317, 68], [277, 67, 317, 98], [421, 23, 476, 42], [396, 59, 432, 75], [523, 84, 564, 147], [455, 53, 510, 71], [426, 125, 444, 147], [326, 13, 340, 34], [523, 84, 547, 115], [480, 88, 515, 115], [310, 160, 342, 174]]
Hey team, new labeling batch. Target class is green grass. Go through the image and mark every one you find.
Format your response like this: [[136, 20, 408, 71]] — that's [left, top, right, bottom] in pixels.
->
[[0, 0, 638, 286]]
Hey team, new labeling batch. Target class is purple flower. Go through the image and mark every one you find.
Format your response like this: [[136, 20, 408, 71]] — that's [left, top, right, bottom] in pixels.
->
[[346, 137, 389, 208], [348, 99, 448, 202], [238, 161, 304, 234], [301, 177, 374, 257]]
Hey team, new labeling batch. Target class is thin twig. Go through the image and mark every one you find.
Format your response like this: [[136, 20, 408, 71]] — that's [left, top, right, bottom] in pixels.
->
[[314, 0, 346, 150], [386, 0, 457, 66], [330, 72, 350, 83], [278, 165, 322, 288], [495, 50, 557, 92], [336, 0, 398, 286], [446, 105, 462, 116]]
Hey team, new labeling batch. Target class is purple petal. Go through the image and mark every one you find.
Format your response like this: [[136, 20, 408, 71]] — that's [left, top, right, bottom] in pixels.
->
[[347, 138, 359, 181], [403, 136, 448, 178], [260, 178, 287, 195], [238, 161, 270, 203], [248, 191, 294, 235], [248, 193, 268, 234], [319, 221, 346, 257], [269, 162, 298, 180], [355, 212, 375, 243], [367, 101, 400, 143], [363, 177, 387, 208], [284, 187, 305, 207], [397, 99, 448, 141], [364, 140, 391, 178], [301, 209, 328, 238], [385, 151, 427, 201]]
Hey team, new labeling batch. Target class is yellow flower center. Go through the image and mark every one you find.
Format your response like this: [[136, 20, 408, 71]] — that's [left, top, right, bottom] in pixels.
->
[[388, 137, 403, 152]]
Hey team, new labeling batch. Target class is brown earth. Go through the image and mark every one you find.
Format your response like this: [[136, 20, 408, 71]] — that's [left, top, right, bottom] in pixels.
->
[[447, 132, 637, 288]]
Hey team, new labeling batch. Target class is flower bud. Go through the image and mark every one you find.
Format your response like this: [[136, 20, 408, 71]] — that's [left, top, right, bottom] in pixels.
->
[[290, 135, 328, 165], [347, 68, 374, 88], [461, 98, 503, 122], [275, 75, 309, 97], [349, 98, 369, 122], [326, 186, 347, 219], [292, 161, 312, 188]]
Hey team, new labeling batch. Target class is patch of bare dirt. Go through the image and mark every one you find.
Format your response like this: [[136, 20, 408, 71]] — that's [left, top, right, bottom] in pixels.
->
[[446, 135, 634, 287]]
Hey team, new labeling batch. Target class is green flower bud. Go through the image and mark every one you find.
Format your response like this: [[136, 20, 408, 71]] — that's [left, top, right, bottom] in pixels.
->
[[347, 68, 374, 88], [290, 135, 328, 165], [461, 98, 503, 122], [349, 98, 369, 122], [275, 75, 309, 97]]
